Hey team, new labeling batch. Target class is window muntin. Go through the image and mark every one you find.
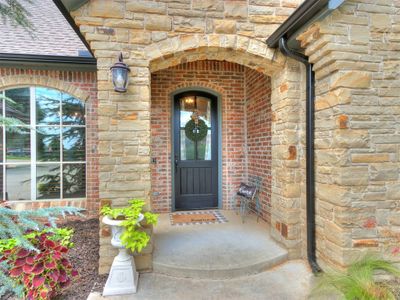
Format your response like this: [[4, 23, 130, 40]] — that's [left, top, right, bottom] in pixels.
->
[[0, 87, 86, 201]]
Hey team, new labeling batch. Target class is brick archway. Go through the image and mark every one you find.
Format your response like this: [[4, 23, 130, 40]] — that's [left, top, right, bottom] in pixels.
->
[[0, 72, 92, 102]]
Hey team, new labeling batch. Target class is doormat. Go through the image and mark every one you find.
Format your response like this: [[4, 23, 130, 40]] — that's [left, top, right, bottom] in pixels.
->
[[170, 210, 228, 226]]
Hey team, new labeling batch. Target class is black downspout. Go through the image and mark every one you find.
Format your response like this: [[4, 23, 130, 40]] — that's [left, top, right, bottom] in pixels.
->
[[278, 37, 322, 274]]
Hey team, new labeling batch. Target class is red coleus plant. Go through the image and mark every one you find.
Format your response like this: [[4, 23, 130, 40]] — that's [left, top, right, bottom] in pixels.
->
[[0, 233, 78, 300]]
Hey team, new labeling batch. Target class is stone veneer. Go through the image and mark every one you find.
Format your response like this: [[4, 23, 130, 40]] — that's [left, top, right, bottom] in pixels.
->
[[297, 0, 400, 268], [0, 67, 99, 214], [69, 0, 310, 273]]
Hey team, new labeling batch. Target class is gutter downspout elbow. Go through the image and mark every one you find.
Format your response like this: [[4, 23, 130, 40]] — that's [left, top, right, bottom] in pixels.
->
[[278, 37, 322, 274]]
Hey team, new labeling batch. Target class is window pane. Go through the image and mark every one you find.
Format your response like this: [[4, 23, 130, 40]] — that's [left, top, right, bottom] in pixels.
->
[[180, 130, 195, 160], [197, 130, 212, 160], [0, 127, 3, 163], [196, 96, 211, 127], [0, 91, 3, 115], [37, 164, 60, 200], [63, 163, 85, 198], [6, 164, 30, 200], [0, 165, 3, 201], [6, 128, 30, 162], [63, 127, 85, 161], [5, 88, 30, 124], [36, 88, 61, 125], [62, 94, 85, 125], [37, 127, 60, 161], [180, 97, 195, 127]]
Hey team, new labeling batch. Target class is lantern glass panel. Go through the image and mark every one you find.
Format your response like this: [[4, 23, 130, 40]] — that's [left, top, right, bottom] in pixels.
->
[[112, 68, 128, 91]]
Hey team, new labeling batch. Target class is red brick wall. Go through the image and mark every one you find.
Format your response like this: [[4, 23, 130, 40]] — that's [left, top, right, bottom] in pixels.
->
[[245, 68, 272, 222], [151, 60, 271, 220], [0, 68, 99, 214]]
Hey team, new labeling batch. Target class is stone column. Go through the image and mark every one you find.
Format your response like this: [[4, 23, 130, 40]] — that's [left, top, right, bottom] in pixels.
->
[[270, 59, 305, 259], [297, 0, 400, 268]]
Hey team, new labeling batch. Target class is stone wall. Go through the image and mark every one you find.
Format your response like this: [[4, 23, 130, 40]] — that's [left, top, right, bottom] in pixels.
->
[[270, 59, 306, 258], [69, 0, 306, 272], [70, 0, 301, 209], [297, 0, 400, 268], [0, 67, 99, 214]]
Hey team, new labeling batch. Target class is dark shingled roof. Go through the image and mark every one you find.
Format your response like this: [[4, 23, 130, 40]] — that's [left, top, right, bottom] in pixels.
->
[[0, 0, 89, 57]]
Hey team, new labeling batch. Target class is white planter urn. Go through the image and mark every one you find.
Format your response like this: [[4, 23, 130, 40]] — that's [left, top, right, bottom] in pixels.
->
[[102, 213, 144, 296]]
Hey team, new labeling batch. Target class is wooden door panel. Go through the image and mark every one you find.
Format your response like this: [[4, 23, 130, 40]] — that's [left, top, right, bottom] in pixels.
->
[[179, 167, 213, 195]]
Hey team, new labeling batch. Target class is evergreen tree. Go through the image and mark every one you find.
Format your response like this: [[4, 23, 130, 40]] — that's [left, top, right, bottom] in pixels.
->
[[0, 0, 33, 31]]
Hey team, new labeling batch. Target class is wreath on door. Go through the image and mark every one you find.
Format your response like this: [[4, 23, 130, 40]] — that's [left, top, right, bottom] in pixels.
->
[[184, 118, 208, 142]]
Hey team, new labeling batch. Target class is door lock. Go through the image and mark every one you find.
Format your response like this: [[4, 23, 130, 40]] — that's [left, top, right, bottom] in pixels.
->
[[175, 155, 178, 172]]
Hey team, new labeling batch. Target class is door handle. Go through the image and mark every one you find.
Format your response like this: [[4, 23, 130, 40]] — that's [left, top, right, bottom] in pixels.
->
[[175, 156, 179, 172]]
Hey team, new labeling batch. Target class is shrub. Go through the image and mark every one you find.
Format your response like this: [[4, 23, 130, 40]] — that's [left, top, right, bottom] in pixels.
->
[[0, 227, 74, 253], [311, 254, 400, 300], [0, 204, 82, 298], [1, 232, 78, 300]]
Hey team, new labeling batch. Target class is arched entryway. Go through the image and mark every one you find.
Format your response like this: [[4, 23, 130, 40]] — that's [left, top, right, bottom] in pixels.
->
[[145, 36, 307, 258], [150, 60, 273, 221]]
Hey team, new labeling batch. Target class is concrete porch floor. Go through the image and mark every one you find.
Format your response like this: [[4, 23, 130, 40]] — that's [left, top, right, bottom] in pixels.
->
[[89, 210, 314, 299], [88, 260, 313, 300], [153, 210, 289, 279]]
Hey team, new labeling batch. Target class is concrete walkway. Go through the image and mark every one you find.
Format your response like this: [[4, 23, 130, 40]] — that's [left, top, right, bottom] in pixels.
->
[[88, 260, 313, 300], [90, 211, 314, 299], [153, 211, 288, 279]]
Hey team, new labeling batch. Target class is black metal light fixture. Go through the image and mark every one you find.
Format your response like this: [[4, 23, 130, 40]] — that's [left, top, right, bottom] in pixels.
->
[[110, 53, 130, 93]]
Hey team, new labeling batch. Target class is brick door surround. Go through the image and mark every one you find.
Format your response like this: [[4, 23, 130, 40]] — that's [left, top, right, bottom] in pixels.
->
[[151, 60, 274, 225]]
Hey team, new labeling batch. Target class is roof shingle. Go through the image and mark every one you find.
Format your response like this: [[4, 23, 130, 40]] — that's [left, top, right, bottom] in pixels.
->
[[0, 0, 89, 57]]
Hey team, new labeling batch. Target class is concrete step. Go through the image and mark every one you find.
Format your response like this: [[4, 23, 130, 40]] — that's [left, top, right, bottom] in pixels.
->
[[152, 211, 289, 279], [88, 261, 313, 300], [153, 250, 288, 279]]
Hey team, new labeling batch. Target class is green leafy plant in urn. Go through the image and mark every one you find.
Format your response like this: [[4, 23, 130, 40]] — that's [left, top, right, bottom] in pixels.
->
[[101, 199, 158, 296]]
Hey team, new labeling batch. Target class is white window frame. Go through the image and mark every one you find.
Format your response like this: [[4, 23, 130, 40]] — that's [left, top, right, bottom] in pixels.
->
[[1, 86, 87, 202]]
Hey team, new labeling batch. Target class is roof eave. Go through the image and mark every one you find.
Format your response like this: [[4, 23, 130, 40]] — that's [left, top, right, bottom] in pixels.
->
[[0, 53, 97, 71], [266, 0, 344, 48]]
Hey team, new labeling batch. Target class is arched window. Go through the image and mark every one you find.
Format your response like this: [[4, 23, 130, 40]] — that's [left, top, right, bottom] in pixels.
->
[[0, 87, 86, 201]]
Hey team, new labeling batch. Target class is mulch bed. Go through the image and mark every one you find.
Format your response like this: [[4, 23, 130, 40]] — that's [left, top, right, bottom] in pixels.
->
[[55, 217, 100, 300]]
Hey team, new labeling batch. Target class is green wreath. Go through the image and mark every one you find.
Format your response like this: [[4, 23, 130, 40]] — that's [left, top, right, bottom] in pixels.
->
[[184, 119, 208, 142]]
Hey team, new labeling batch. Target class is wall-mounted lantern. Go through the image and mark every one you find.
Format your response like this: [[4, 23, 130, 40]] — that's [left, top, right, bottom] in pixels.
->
[[110, 53, 130, 93]]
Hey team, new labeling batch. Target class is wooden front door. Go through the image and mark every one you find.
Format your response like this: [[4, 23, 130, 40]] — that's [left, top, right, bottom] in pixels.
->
[[173, 91, 218, 210]]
